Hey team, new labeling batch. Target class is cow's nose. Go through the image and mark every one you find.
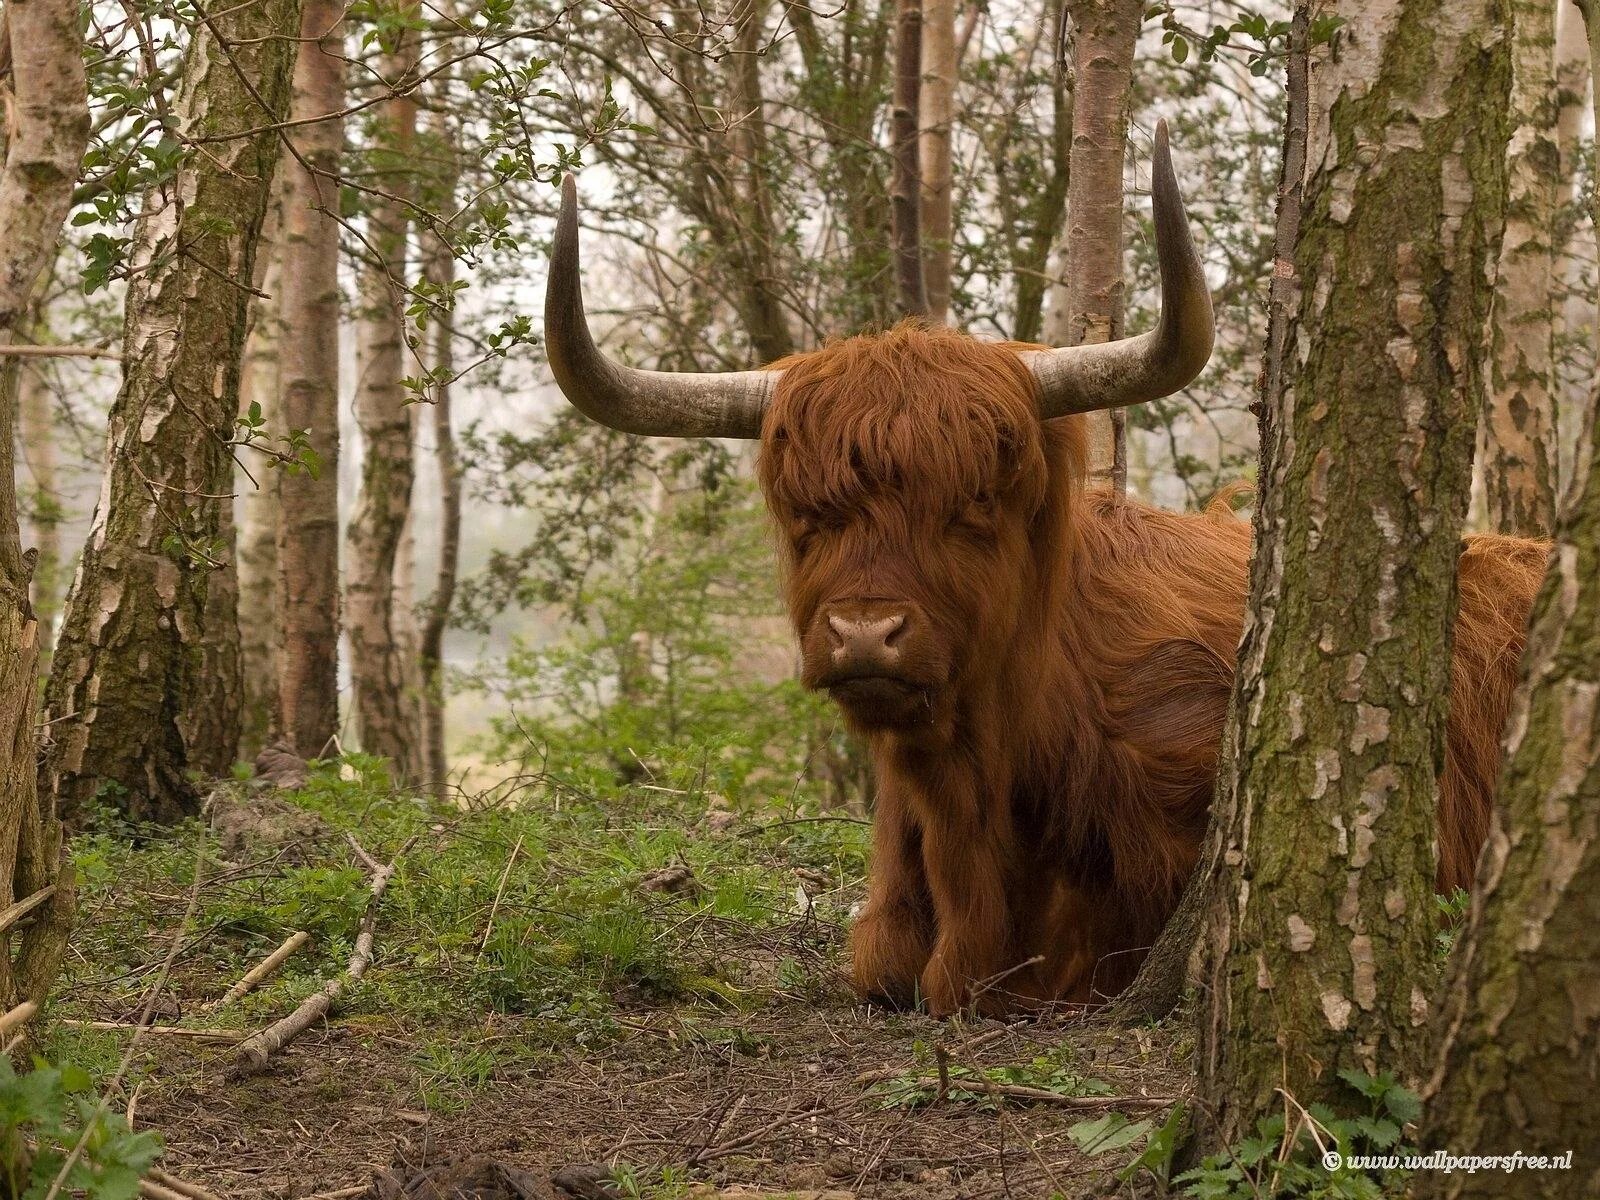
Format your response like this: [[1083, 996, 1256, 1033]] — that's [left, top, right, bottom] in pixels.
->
[[827, 611, 907, 665]]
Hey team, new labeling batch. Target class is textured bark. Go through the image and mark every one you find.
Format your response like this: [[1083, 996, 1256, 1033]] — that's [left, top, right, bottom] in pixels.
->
[[237, 226, 283, 758], [275, 0, 344, 760], [1419, 10, 1600, 1181], [1115, 4, 1312, 1026], [1195, 0, 1511, 1146], [42, 0, 300, 823], [1484, 0, 1560, 535], [1052, 0, 1142, 493], [346, 21, 421, 781], [890, 0, 928, 317], [417, 118, 460, 803], [719, 0, 794, 364], [918, 0, 956, 323], [0, 0, 89, 1013], [17, 356, 61, 666]]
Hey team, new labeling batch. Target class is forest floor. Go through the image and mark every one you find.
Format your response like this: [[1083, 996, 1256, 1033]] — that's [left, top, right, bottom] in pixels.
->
[[45, 760, 1190, 1200]]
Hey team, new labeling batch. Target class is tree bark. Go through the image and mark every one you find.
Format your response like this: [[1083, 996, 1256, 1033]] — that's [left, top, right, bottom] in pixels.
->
[[346, 20, 422, 781], [1483, 0, 1561, 535], [237, 215, 283, 759], [417, 102, 461, 804], [1113, 4, 1312, 1026], [919, 0, 957, 323], [1051, 0, 1142, 495], [890, 0, 928, 317], [275, 0, 344, 760], [17, 354, 60, 668], [0, 0, 89, 1012], [1195, 0, 1511, 1147], [1420, 18, 1600, 1155], [42, 0, 299, 824]]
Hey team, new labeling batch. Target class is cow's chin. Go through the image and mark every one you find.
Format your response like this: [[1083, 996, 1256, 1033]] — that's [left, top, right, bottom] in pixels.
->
[[825, 676, 934, 730]]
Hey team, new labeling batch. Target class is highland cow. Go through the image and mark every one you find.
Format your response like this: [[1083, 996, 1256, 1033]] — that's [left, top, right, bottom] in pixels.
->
[[542, 124, 1544, 1015]]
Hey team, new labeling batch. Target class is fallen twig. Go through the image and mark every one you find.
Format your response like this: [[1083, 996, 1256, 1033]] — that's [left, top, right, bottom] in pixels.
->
[[0, 886, 56, 934], [477, 835, 523, 955], [0, 1001, 38, 1041], [210, 930, 309, 1009], [869, 1074, 1176, 1109], [145, 1167, 226, 1200], [230, 835, 417, 1074], [687, 1099, 831, 1166], [58, 1020, 243, 1042]]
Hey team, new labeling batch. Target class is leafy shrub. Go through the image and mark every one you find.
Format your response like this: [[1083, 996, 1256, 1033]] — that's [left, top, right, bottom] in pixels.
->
[[0, 1056, 162, 1200]]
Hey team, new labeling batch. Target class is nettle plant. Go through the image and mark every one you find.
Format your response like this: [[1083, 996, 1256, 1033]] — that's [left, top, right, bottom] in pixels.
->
[[0, 1056, 162, 1200]]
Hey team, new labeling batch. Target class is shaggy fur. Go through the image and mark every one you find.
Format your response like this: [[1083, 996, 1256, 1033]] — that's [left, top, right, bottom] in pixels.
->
[[756, 324, 1544, 1016]]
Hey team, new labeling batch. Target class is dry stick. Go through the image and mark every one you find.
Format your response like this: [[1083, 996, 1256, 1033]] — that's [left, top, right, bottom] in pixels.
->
[[145, 1167, 226, 1200], [231, 835, 418, 1074], [58, 1020, 244, 1041], [210, 930, 309, 1008], [0, 885, 56, 933], [0, 344, 121, 360], [476, 834, 523, 955], [875, 1076, 1176, 1109], [0, 1001, 38, 1040]]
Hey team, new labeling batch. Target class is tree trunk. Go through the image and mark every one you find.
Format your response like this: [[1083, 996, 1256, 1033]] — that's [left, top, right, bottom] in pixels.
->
[[275, 0, 344, 761], [1195, 0, 1511, 1147], [42, 0, 298, 824], [17, 356, 60, 667], [1483, 0, 1561, 535], [890, 0, 928, 317], [346, 22, 422, 781], [417, 106, 461, 803], [1113, 4, 1313, 1026], [1052, 0, 1141, 495], [0, 0, 90, 1014], [1555, 0, 1594, 499], [237, 221, 284, 759], [919, 0, 956, 324], [1418, 12, 1600, 1184]]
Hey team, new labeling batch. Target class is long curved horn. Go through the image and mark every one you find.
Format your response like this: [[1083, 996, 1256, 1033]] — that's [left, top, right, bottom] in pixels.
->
[[1021, 120, 1215, 418], [544, 174, 776, 439]]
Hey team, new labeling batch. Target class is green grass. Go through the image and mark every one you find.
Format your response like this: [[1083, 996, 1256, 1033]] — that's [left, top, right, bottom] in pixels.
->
[[49, 753, 869, 1094]]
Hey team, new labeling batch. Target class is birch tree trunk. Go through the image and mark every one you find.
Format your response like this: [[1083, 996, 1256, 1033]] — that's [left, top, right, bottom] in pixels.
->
[[1195, 0, 1511, 1145], [238, 228, 283, 758], [1555, 0, 1593, 498], [0, 0, 89, 1010], [1419, 388, 1600, 1194], [919, 0, 956, 324], [1421, 25, 1600, 1157], [42, 0, 300, 824], [890, 0, 928, 316], [1483, 0, 1560, 535], [346, 22, 422, 781], [1049, 0, 1141, 494], [417, 98, 461, 803], [17, 356, 60, 667], [275, 0, 344, 760]]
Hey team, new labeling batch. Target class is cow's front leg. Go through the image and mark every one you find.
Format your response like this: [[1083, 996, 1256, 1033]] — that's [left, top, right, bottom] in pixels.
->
[[850, 782, 935, 1008], [917, 805, 1016, 1018]]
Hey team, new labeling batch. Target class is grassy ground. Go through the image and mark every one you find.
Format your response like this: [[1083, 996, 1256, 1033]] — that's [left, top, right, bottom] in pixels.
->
[[43, 758, 1190, 1199]]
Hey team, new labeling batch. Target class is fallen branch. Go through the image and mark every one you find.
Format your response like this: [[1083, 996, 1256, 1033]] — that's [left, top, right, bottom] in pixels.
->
[[145, 1167, 226, 1200], [0, 1001, 38, 1040], [0, 344, 121, 360], [230, 835, 417, 1074], [867, 1074, 1177, 1110], [210, 930, 309, 1009], [0, 886, 56, 934], [58, 1020, 243, 1042]]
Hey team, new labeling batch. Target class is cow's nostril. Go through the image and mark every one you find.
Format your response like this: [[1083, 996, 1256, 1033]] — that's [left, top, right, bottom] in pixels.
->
[[827, 613, 852, 647], [882, 613, 907, 645]]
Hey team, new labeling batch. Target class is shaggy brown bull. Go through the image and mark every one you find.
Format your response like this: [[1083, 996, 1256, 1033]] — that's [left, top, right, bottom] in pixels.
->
[[542, 124, 1545, 1016]]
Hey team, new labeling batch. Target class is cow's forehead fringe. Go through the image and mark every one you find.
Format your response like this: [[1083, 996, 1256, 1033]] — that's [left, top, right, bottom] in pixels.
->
[[759, 324, 1050, 515]]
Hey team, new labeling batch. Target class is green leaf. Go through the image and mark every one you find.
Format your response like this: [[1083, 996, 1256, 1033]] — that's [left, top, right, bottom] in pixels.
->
[[1069, 1111, 1152, 1156]]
